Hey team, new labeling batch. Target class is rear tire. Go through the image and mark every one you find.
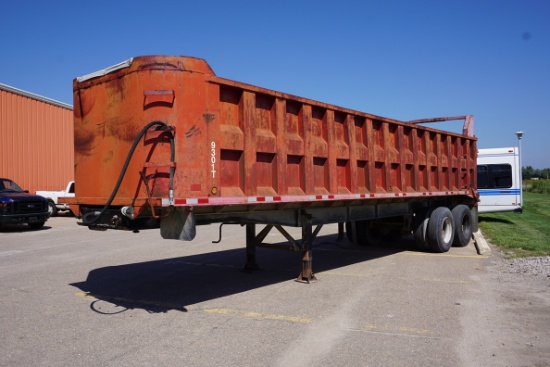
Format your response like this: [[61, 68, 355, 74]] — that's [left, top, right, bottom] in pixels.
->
[[413, 209, 432, 251], [452, 205, 472, 247], [427, 207, 454, 253]]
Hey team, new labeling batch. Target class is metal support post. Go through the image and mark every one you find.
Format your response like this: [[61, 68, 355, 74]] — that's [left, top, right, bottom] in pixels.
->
[[337, 222, 344, 241], [296, 214, 318, 283], [243, 223, 259, 272]]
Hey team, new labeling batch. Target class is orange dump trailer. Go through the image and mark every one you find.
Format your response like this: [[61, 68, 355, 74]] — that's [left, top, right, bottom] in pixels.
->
[[66, 55, 478, 282]]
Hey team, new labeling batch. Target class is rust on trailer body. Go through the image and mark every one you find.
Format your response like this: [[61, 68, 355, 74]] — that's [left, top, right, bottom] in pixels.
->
[[66, 56, 477, 219]]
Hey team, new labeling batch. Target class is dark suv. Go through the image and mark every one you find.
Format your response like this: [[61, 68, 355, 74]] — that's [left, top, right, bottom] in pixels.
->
[[0, 178, 49, 229]]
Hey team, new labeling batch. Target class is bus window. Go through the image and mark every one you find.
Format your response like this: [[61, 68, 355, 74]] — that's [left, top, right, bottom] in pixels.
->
[[491, 164, 512, 188], [477, 165, 489, 188], [477, 164, 512, 189]]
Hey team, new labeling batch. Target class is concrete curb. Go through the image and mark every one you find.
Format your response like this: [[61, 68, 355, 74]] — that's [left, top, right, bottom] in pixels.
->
[[472, 230, 491, 255]]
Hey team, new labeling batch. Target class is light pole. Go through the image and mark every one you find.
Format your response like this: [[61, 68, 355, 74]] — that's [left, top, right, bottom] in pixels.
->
[[516, 131, 523, 210]]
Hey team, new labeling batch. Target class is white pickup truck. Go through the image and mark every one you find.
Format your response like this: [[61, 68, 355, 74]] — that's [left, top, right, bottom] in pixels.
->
[[36, 181, 75, 216]]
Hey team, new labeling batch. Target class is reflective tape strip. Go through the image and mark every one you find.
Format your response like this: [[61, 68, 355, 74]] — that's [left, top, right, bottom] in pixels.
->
[[160, 190, 470, 207], [247, 196, 283, 203]]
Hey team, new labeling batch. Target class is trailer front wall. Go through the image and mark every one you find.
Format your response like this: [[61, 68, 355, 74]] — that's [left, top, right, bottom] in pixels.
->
[[71, 56, 476, 217]]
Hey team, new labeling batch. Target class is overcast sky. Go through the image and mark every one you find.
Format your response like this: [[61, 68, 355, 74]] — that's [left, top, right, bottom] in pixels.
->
[[1, 0, 548, 168]]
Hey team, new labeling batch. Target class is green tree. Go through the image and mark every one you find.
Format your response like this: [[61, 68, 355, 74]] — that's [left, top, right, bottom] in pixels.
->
[[523, 166, 535, 179]]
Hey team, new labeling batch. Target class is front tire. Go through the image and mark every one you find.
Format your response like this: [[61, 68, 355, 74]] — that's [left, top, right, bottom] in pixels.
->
[[427, 207, 455, 253], [28, 221, 45, 230], [47, 201, 57, 217]]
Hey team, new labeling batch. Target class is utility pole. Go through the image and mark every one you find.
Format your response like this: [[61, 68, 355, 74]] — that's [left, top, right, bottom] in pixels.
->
[[516, 131, 524, 208]]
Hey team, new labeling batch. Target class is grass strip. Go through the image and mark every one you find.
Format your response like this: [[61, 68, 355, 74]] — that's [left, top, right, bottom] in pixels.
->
[[478, 192, 550, 257]]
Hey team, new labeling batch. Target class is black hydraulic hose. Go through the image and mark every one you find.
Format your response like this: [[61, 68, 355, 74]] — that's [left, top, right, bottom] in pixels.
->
[[82, 120, 175, 226], [168, 123, 175, 205]]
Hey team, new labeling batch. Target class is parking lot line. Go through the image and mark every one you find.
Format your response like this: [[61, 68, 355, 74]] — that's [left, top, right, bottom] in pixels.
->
[[201, 308, 312, 324], [75, 292, 312, 324], [348, 325, 452, 340]]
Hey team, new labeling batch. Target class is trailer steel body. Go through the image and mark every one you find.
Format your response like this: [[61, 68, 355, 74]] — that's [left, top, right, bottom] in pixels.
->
[[65, 56, 478, 282]]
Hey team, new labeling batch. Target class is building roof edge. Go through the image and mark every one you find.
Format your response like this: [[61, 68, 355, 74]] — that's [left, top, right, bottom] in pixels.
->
[[0, 82, 73, 110]]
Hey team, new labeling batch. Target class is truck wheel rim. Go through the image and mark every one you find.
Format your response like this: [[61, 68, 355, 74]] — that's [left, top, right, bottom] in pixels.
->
[[442, 217, 453, 243]]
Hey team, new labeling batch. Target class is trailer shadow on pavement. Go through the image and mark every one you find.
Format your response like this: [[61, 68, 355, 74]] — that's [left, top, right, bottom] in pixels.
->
[[70, 233, 417, 314]]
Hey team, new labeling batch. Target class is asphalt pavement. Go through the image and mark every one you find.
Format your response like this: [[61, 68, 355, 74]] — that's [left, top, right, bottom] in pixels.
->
[[1, 216, 547, 367]]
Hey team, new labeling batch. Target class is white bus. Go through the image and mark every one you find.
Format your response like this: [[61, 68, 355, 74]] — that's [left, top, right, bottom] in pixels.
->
[[477, 147, 522, 213]]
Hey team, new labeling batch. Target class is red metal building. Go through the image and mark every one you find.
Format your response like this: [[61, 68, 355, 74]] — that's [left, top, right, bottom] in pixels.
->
[[0, 83, 74, 194]]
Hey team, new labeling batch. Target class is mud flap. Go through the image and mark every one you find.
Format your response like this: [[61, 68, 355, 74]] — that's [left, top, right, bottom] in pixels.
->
[[160, 208, 196, 241]]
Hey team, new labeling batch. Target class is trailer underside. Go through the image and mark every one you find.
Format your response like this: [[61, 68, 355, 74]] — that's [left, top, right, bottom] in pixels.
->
[[79, 193, 476, 283]]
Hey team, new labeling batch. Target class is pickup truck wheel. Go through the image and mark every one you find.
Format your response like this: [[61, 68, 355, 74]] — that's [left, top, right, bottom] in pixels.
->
[[47, 201, 57, 217], [427, 207, 455, 253], [451, 204, 472, 247], [28, 222, 45, 230]]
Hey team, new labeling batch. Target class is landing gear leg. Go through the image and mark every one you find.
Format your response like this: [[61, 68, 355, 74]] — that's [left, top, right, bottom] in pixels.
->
[[296, 214, 318, 283], [243, 224, 260, 272]]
